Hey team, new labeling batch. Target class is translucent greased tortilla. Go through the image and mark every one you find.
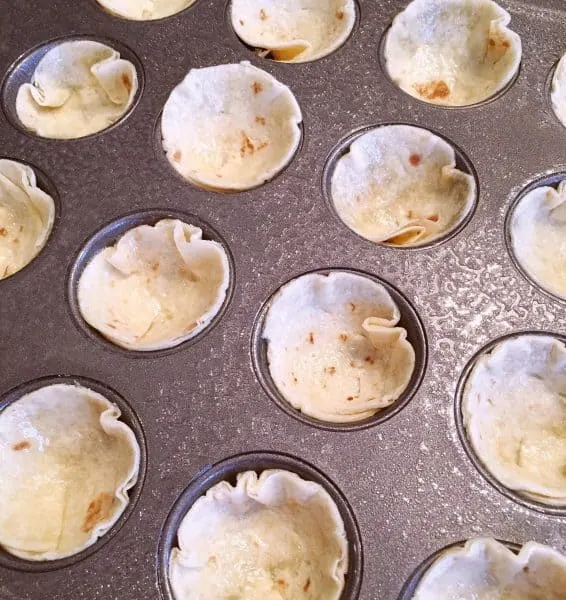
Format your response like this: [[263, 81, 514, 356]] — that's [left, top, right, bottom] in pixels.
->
[[0, 383, 140, 560]]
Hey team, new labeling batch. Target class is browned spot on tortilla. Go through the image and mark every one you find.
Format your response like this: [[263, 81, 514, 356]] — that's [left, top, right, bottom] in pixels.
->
[[326, 366, 336, 375], [12, 238, 19, 245], [364, 356, 375, 365], [121, 73, 132, 93], [407, 210, 414, 218], [172, 150, 182, 162], [304, 578, 311, 591], [0, 228, 7, 236], [414, 80, 450, 100], [12, 440, 31, 451], [19, 225, 24, 232], [336, 10, 344, 19], [523, 565, 529, 572], [409, 153, 421, 167], [184, 321, 197, 333], [255, 115, 266, 125], [105, 323, 117, 329], [82, 492, 114, 533], [427, 214, 439, 222], [308, 332, 314, 344], [349, 302, 356, 311], [239, 19, 244, 25], [292, 375, 298, 384], [257, 141, 269, 151], [207, 555, 217, 566], [339, 333, 348, 342], [277, 579, 287, 587], [489, 37, 510, 51], [151, 261, 160, 272], [240, 132, 256, 157], [347, 396, 354, 401], [251, 81, 264, 94], [259, 8, 267, 20]]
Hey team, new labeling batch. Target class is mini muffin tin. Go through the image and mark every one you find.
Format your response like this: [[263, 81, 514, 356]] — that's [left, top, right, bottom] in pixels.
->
[[1, 0, 565, 598]]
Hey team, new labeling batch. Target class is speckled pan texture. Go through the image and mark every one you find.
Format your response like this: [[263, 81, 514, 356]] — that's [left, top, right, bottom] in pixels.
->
[[1, 0, 566, 598]]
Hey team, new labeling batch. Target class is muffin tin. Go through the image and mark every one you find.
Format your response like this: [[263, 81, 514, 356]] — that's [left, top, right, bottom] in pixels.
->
[[1, 0, 566, 598]]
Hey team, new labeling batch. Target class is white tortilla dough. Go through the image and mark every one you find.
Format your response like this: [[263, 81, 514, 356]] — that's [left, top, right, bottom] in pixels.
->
[[463, 335, 566, 505], [510, 181, 566, 300], [263, 271, 416, 423], [0, 383, 140, 561], [0, 160, 55, 279], [16, 40, 138, 139], [413, 538, 566, 599], [78, 219, 230, 351], [161, 62, 302, 191], [552, 53, 566, 127], [96, 0, 195, 20], [169, 469, 348, 600], [231, 0, 356, 63], [384, 0, 521, 106], [331, 125, 475, 246]]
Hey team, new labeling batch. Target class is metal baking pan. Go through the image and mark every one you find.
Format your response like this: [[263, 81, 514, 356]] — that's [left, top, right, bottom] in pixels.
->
[[1, 0, 566, 598]]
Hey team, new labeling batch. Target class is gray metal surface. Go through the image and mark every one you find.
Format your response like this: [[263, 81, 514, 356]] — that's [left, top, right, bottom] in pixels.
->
[[1, 0, 566, 598]]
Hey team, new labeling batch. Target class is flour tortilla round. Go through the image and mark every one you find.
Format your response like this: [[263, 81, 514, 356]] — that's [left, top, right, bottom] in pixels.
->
[[231, 0, 356, 63], [0, 383, 140, 561], [169, 469, 348, 600], [0, 159, 55, 279], [384, 0, 521, 106], [413, 538, 566, 599], [263, 271, 416, 423], [330, 125, 475, 246], [161, 61, 302, 191], [96, 0, 196, 20], [462, 335, 566, 505], [16, 40, 138, 139], [551, 53, 566, 127], [510, 181, 566, 300], [78, 219, 230, 351]]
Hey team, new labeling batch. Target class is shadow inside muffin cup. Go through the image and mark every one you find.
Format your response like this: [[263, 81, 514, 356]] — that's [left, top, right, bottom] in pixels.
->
[[0, 34, 145, 141], [0, 374, 147, 572], [322, 123, 479, 251], [251, 267, 428, 432], [67, 208, 235, 358], [454, 330, 566, 516], [396, 538, 522, 599], [504, 171, 566, 305], [157, 451, 363, 600], [0, 157, 61, 283]]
